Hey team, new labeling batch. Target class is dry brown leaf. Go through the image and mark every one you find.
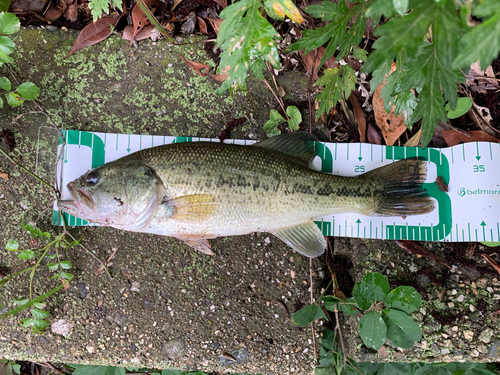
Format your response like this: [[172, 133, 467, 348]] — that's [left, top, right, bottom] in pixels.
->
[[63, 0, 77, 22], [442, 130, 500, 147], [395, 240, 451, 269], [10, 0, 47, 12], [179, 55, 210, 77], [466, 62, 500, 92], [206, 17, 223, 34], [210, 73, 227, 82], [366, 123, 382, 145], [45, 0, 67, 21], [197, 16, 208, 34], [131, 0, 159, 41], [0, 171, 8, 180], [349, 93, 366, 142], [122, 25, 155, 41], [404, 129, 422, 147], [66, 14, 124, 58], [372, 62, 407, 145], [298, 46, 337, 81], [212, 0, 226, 7], [481, 253, 500, 276]]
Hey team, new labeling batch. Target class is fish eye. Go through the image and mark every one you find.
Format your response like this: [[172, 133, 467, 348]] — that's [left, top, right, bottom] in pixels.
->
[[86, 171, 100, 186]]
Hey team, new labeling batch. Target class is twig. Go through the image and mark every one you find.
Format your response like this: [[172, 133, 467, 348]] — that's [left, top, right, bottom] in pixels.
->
[[308, 49, 318, 134], [333, 304, 347, 368], [309, 257, 318, 360], [0, 147, 58, 198], [263, 79, 287, 117], [35, 363, 66, 375]]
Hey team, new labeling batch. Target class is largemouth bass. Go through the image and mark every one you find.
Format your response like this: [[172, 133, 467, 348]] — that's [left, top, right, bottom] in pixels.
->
[[58, 132, 434, 257]]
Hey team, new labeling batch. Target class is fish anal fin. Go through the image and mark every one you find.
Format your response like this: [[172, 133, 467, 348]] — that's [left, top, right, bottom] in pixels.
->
[[164, 194, 219, 222], [175, 236, 215, 255], [272, 221, 326, 258], [253, 131, 319, 166]]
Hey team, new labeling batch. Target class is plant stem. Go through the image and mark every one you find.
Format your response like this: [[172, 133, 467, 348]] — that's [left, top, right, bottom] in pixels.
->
[[0, 147, 58, 198]]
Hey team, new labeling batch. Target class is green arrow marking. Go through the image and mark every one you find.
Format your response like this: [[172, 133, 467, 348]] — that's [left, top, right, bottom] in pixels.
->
[[481, 221, 486, 240], [476, 143, 481, 160], [358, 145, 362, 161], [356, 219, 361, 236], [127, 134, 131, 153]]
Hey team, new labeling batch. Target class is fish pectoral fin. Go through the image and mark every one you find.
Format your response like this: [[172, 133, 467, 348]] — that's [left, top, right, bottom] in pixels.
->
[[271, 221, 326, 258], [175, 236, 215, 256], [164, 194, 219, 222]]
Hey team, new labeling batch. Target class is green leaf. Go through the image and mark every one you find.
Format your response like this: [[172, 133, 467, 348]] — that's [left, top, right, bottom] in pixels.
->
[[33, 302, 46, 309], [339, 303, 360, 316], [270, 108, 285, 122], [6, 92, 23, 107], [314, 65, 356, 119], [216, 0, 280, 93], [0, 35, 15, 56], [60, 260, 72, 269], [365, 0, 397, 21], [32, 318, 50, 331], [61, 271, 73, 280], [385, 286, 422, 314], [359, 311, 387, 350], [13, 298, 29, 305], [290, 1, 364, 66], [286, 106, 302, 130], [352, 282, 372, 310], [0, 48, 13, 65], [88, 0, 111, 20], [70, 365, 109, 375], [20, 318, 33, 327], [392, 0, 408, 16], [291, 304, 327, 327], [382, 308, 422, 349], [0, 76, 10, 90], [16, 82, 40, 100], [161, 370, 183, 375], [359, 272, 390, 302], [47, 263, 59, 271], [18, 249, 35, 260], [480, 242, 500, 247], [5, 239, 18, 251], [364, 0, 440, 74], [453, 3, 500, 70], [445, 97, 472, 119], [31, 309, 50, 320], [352, 46, 367, 62], [0, 0, 9, 12], [0, 12, 20, 35]]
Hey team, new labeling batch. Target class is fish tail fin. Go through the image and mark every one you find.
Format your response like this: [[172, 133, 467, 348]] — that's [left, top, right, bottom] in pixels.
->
[[364, 158, 435, 216]]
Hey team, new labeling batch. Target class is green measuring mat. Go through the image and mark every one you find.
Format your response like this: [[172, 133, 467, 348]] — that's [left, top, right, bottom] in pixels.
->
[[53, 130, 500, 242]]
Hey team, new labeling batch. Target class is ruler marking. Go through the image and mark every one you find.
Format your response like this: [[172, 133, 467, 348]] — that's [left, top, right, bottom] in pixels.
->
[[497, 222, 500, 242], [140, 134, 142, 150], [491, 228, 494, 242], [475, 228, 478, 242], [451, 147, 454, 163], [439, 148, 442, 164], [381, 221, 383, 240], [335, 143, 337, 161], [370, 221, 372, 239], [371, 144, 373, 161], [462, 143, 465, 161], [347, 144, 349, 161], [468, 223, 471, 241], [116, 134, 119, 151], [333, 218, 335, 236], [490, 143, 493, 160]]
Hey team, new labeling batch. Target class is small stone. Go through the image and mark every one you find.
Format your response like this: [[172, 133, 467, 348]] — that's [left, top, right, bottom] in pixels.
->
[[448, 302, 455, 308], [51, 319, 74, 337], [46, 25, 58, 31], [76, 282, 88, 299], [451, 326, 458, 332], [441, 348, 450, 355], [476, 277, 488, 289], [456, 294, 465, 303], [86, 346, 95, 353], [464, 330, 474, 340], [264, 237, 270, 244], [60, 26, 68, 31], [451, 289, 457, 295], [162, 338, 185, 359], [130, 281, 140, 292], [290, 270, 295, 279], [479, 328, 494, 344], [469, 304, 475, 312]]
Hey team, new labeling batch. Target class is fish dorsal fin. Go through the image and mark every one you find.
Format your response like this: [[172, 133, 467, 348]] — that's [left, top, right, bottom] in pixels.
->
[[253, 131, 319, 166], [163, 194, 219, 222], [271, 220, 326, 257]]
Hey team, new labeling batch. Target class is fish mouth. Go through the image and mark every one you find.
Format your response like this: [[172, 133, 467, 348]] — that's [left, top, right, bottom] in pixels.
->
[[57, 182, 95, 217]]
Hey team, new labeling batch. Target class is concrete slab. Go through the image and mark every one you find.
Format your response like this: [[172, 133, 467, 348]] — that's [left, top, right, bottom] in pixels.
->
[[0, 28, 319, 373]]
